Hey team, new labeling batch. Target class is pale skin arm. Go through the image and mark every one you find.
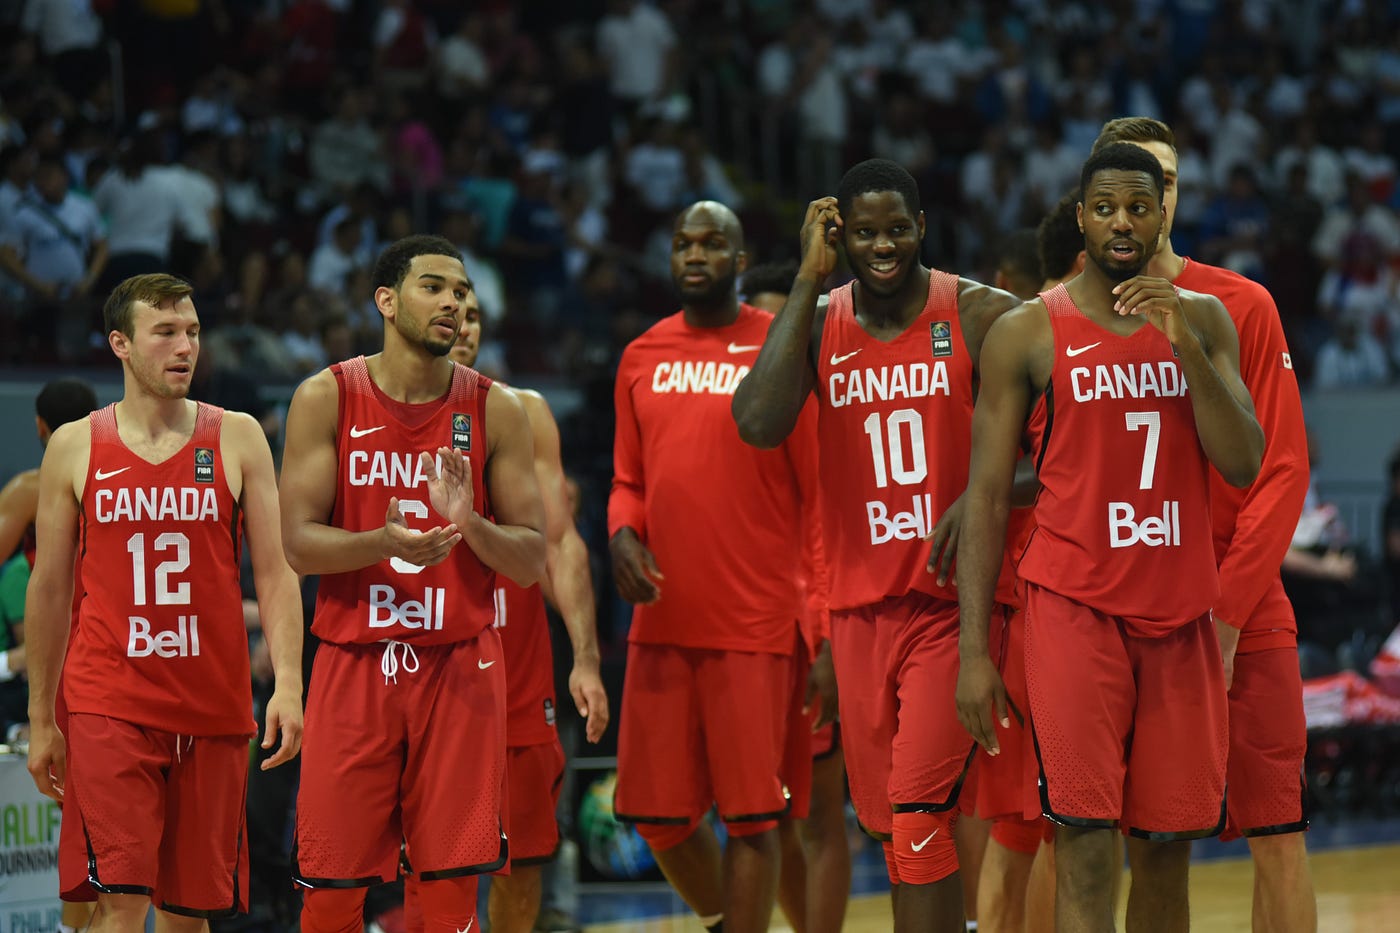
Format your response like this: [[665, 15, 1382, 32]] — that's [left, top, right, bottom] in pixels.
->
[[279, 370, 463, 575], [223, 412, 303, 770], [23, 421, 88, 800], [0, 470, 39, 564], [1112, 280, 1263, 487], [732, 197, 837, 448], [516, 389, 608, 743], [432, 385, 546, 586]]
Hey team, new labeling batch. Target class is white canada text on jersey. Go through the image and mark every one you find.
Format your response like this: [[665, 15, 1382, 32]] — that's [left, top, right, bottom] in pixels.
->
[[650, 360, 750, 395], [349, 450, 430, 488], [95, 486, 219, 523], [1070, 362, 1188, 402], [829, 362, 950, 409]]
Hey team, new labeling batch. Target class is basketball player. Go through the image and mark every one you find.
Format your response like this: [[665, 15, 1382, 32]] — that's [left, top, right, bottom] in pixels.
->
[[733, 159, 1023, 933], [280, 235, 545, 933], [25, 274, 305, 931], [743, 258, 851, 933], [956, 145, 1263, 933], [423, 288, 610, 933], [1093, 116, 1316, 933], [610, 201, 825, 933]]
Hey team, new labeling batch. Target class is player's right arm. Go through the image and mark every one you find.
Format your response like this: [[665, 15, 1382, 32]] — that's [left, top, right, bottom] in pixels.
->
[[956, 305, 1044, 755], [0, 469, 39, 563], [23, 421, 87, 800], [732, 196, 839, 448], [280, 370, 462, 575]]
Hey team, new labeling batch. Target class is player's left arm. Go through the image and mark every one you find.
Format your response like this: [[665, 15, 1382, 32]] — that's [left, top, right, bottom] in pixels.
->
[[0, 470, 39, 564], [1212, 289, 1311, 634], [224, 412, 304, 770], [468, 385, 547, 586], [516, 388, 609, 743]]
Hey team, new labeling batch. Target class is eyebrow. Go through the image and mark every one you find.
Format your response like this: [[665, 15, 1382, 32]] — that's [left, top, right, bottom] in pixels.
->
[[418, 272, 472, 289]]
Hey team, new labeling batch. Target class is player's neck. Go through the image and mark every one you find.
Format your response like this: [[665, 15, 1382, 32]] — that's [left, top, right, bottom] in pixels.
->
[[367, 346, 455, 404], [1068, 263, 1148, 332], [114, 392, 195, 441], [854, 265, 930, 334], [1147, 241, 1186, 281], [681, 297, 741, 329]]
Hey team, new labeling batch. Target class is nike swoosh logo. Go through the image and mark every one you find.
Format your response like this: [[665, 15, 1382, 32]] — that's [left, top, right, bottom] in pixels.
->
[[350, 425, 386, 438], [1065, 342, 1102, 357], [94, 467, 130, 481], [727, 342, 761, 353], [478, 659, 495, 670], [830, 349, 862, 365], [911, 829, 939, 852], [456, 920, 474, 933]]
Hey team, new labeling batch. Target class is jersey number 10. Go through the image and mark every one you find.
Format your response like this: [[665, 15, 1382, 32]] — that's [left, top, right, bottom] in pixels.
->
[[862, 409, 929, 489]]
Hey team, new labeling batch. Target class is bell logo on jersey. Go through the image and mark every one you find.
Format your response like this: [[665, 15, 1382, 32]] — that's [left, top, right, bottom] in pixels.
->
[[368, 584, 446, 630], [866, 494, 935, 545], [1108, 501, 1181, 549], [452, 413, 472, 452], [127, 615, 201, 658]]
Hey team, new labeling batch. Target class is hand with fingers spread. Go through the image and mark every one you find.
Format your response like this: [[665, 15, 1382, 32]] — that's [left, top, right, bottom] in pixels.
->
[[424, 447, 475, 527], [924, 493, 965, 587], [1113, 275, 1198, 348], [382, 496, 461, 568], [956, 654, 1009, 756], [609, 527, 664, 605], [799, 196, 843, 282], [804, 639, 839, 730]]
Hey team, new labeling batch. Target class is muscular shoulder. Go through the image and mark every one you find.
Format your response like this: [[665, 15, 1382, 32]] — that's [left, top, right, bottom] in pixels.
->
[[291, 367, 339, 409], [957, 277, 1024, 363]]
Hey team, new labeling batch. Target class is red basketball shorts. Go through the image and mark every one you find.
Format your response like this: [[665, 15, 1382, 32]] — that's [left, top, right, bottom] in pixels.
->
[[506, 738, 567, 863], [63, 713, 250, 915], [1024, 584, 1227, 837], [829, 593, 975, 838], [971, 606, 1029, 823], [1222, 645, 1308, 840], [295, 634, 507, 885], [615, 642, 792, 831], [782, 634, 817, 821]]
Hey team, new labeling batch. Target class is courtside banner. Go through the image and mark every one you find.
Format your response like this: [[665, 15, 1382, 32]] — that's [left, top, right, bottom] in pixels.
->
[[0, 756, 60, 933]]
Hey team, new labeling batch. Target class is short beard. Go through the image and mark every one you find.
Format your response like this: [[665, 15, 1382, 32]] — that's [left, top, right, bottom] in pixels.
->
[[676, 273, 735, 309]]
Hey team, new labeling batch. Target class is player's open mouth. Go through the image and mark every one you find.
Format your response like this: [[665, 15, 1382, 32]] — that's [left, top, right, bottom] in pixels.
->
[[682, 273, 710, 286], [1108, 241, 1138, 258], [867, 258, 899, 279], [167, 364, 191, 375], [431, 319, 457, 336]]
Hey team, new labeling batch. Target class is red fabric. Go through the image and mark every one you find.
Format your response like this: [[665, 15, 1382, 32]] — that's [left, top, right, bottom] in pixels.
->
[[1222, 647, 1307, 839], [815, 273, 1016, 610], [494, 579, 556, 746], [972, 607, 1026, 822], [781, 633, 815, 820], [312, 358, 497, 646], [1024, 585, 1227, 835], [1176, 259, 1309, 652], [829, 594, 976, 837], [1019, 285, 1218, 637], [295, 636, 507, 884], [614, 642, 792, 827], [504, 740, 566, 861], [64, 713, 250, 912], [608, 305, 824, 654], [67, 403, 252, 736]]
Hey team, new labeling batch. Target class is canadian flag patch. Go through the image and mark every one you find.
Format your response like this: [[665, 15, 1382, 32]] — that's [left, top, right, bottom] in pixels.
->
[[1282, 352, 1293, 370]]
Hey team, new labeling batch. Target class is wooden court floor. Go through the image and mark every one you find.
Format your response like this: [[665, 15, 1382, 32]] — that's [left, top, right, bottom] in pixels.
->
[[587, 843, 1400, 932]]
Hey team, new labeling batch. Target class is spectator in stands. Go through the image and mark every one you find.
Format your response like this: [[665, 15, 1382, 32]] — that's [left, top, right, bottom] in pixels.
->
[[1314, 173, 1400, 268], [1313, 312, 1391, 389], [309, 85, 389, 200], [596, 0, 678, 117], [92, 132, 184, 290], [308, 217, 361, 296]]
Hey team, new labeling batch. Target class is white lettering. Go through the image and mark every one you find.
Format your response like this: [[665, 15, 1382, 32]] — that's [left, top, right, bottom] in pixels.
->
[[830, 362, 951, 408], [1071, 363, 1187, 402], [349, 451, 431, 488], [95, 487, 219, 523], [1108, 501, 1181, 549], [368, 584, 446, 630], [650, 361, 749, 395], [126, 615, 200, 658], [866, 494, 934, 545]]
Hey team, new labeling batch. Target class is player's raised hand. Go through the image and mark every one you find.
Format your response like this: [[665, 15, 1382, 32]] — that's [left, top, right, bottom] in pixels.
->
[[569, 661, 611, 744], [924, 493, 965, 586], [424, 447, 475, 526], [799, 197, 842, 281], [1113, 276, 1197, 348], [382, 496, 461, 567], [609, 527, 664, 605], [956, 654, 1010, 756], [26, 721, 65, 801]]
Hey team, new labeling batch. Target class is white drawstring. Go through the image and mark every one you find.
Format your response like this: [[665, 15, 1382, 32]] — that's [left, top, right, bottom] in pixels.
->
[[175, 734, 193, 763], [380, 640, 420, 684]]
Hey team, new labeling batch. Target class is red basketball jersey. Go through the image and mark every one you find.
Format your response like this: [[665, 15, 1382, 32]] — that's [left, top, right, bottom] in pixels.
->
[[815, 271, 1014, 610], [1018, 285, 1218, 636], [66, 403, 253, 736], [493, 579, 556, 747], [311, 357, 497, 646]]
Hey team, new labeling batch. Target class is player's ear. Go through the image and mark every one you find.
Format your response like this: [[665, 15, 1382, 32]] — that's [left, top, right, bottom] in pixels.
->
[[735, 249, 748, 276], [109, 328, 130, 361], [374, 285, 397, 322], [917, 211, 926, 240]]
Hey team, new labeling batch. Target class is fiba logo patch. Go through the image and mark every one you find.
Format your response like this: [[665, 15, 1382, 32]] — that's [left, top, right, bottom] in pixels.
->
[[452, 413, 472, 451], [930, 321, 953, 358], [194, 447, 215, 483]]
